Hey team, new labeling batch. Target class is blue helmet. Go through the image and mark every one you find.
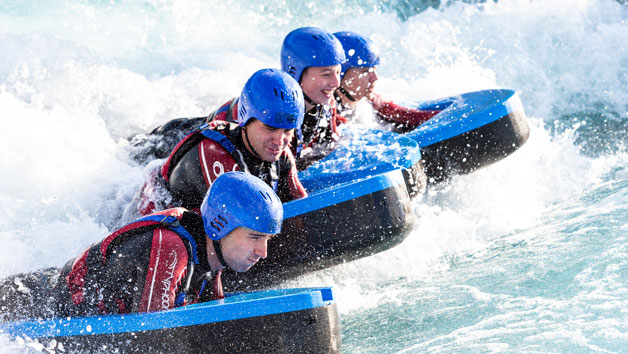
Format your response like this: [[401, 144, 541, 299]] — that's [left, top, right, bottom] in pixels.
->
[[200, 171, 283, 241], [238, 68, 305, 140], [333, 31, 381, 79], [281, 27, 346, 82]]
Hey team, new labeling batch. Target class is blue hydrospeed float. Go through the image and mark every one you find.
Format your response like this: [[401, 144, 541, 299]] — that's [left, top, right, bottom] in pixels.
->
[[407, 89, 530, 182], [221, 127, 423, 290], [0, 287, 340, 353]]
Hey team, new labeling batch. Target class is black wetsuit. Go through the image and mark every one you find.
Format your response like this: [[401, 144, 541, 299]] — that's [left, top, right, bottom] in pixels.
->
[[0, 210, 220, 322]]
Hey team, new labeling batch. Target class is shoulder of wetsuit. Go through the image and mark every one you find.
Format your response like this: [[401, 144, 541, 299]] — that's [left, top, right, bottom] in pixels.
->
[[207, 98, 238, 123], [207, 120, 242, 139], [180, 211, 205, 239], [151, 117, 206, 136]]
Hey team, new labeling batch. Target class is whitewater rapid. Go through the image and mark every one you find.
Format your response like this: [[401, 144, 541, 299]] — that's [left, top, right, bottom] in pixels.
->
[[1, 0, 627, 352]]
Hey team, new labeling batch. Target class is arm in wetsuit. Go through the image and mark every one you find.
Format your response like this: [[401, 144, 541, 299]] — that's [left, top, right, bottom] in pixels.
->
[[371, 93, 440, 130], [276, 151, 307, 202]]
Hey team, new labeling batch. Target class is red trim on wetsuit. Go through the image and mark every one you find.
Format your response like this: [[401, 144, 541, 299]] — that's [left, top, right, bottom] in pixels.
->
[[138, 228, 189, 312], [197, 138, 240, 188]]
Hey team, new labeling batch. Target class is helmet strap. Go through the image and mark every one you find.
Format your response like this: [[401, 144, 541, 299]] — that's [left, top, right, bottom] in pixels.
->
[[212, 239, 229, 269], [242, 125, 264, 160], [303, 93, 318, 107], [337, 86, 358, 102]]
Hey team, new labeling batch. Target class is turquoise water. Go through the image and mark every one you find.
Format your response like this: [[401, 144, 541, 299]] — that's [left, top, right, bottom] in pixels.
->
[[1, 0, 627, 352]]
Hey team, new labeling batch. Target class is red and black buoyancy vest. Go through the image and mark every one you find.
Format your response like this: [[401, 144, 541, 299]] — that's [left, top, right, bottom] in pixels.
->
[[160, 123, 250, 190], [160, 122, 285, 202], [63, 208, 200, 313]]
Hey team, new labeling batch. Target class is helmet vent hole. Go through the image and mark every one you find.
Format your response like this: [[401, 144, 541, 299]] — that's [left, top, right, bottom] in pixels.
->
[[217, 215, 229, 225], [280, 90, 284, 101], [211, 215, 229, 231], [258, 190, 270, 201]]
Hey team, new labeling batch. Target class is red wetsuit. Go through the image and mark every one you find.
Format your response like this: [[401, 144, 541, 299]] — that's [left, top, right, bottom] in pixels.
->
[[370, 92, 440, 132]]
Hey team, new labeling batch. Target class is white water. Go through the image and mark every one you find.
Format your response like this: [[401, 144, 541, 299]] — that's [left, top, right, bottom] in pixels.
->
[[1, 0, 628, 352]]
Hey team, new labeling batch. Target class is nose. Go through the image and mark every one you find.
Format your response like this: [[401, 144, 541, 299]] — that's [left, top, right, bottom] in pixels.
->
[[271, 129, 288, 146], [254, 238, 268, 259], [273, 129, 294, 146], [329, 72, 341, 89], [370, 69, 379, 82]]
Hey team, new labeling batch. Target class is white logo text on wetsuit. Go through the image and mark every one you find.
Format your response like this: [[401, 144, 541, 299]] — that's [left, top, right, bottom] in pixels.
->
[[160, 250, 178, 310]]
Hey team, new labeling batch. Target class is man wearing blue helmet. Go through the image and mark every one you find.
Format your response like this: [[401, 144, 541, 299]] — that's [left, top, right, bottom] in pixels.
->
[[0, 172, 283, 321], [333, 31, 440, 132], [280, 27, 348, 170], [134, 68, 307, 216]]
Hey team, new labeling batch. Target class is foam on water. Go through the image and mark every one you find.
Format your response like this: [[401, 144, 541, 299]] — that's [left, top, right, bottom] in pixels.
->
[[286, 116, 605, 299], [1, 0, 628, 352]]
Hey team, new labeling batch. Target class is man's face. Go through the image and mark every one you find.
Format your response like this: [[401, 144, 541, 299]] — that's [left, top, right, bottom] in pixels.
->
[[300, 65, 342, 106], [340, 67, 379, 101], [220, 226, 273, 272], [242, 119, 294, 162]]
